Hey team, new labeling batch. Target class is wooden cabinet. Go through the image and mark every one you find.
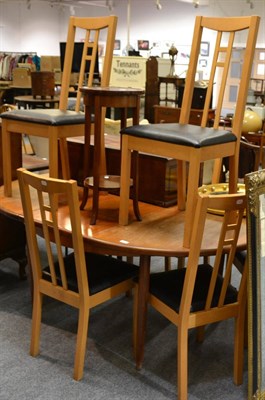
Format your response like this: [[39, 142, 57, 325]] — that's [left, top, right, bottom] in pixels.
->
[[154, 105, 215, 126]]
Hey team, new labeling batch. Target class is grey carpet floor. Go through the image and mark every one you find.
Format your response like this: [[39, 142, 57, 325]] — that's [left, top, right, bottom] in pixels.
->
[[0, 255, 248, 400]]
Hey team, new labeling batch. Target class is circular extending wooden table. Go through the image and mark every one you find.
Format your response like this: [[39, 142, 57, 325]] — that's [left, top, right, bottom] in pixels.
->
[[0, 181, 247, 369]]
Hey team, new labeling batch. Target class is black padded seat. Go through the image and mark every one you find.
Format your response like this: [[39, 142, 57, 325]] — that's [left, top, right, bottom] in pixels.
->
[[148, 264, 238, 313], [42, 252, 139, 295], [121, 123, 237, 148], [0, 109, 85, 126]]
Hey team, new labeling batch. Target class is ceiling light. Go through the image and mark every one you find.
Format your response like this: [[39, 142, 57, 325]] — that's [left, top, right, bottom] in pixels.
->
[[156, 0, 162, 10], [193, 0, 199, 7]]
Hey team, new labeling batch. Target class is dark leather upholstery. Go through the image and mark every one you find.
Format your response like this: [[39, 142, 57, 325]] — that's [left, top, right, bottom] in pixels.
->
[[0, 109, 85, 126], [42, 252, 139, 294], [147, 264, 238, 312], [121, 123, 236, 148]]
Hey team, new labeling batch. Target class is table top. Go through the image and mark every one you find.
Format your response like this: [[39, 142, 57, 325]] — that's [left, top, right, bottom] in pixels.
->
[[14, 95, 60, 104], [80, 86, 145, 96], [0, 180, 247, 258]]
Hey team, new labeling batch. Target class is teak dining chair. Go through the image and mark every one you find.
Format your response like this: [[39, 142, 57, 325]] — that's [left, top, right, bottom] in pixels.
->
[[2, 15, 117, 197], [133, 192, 247, 400], [119, 15, 260, 248], [17, 168, 138, 381]]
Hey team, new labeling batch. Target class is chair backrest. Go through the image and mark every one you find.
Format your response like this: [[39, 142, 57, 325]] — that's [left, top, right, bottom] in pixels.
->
[[179, 15, 260, 136], [59, 15, 117, 112], [31, 71, 55, 99], [17, 168, 89, 306], [179, 192, 246, 321]]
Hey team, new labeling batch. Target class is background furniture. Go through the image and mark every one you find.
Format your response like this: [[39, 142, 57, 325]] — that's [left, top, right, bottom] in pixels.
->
[[119, 15, 260, 248], [1, 15, 117, 197], [154, 104, 215, 125], [15, 70, 59, 108], [144, 56, 211, 123], [17, 168, 139, 381]]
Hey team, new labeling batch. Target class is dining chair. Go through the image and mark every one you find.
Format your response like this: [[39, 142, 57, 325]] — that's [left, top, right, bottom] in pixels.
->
[[1, 15, 117, 197], [119, 15, 260, 248], [17, 168, 139, 381], [133, 192, 247, 400]]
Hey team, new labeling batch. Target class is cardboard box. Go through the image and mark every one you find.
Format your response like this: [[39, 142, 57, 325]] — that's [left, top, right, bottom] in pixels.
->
[[41, 56, 61, 71], [12, 67, 31, 88]]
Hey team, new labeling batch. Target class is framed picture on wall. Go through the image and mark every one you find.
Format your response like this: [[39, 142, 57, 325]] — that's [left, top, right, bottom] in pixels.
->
[[199, 59, 207, 68], [138, 40, 149, 51], [200, 41, 210, 56], [114, 40, 121, 50], [245, 169, 265, 400]]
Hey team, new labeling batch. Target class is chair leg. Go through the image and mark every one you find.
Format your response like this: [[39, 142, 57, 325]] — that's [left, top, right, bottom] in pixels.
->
[[119, 135, 132, 225], [132, 151, 142, 221], [196, 326, 205, 343], [178, 326, 189, 400], [165, 257, 171, 271], [183, 158, 201, 247], [59, 137, 71, 180], [132, 283, 139, 361], [73, 306, 89, 381], [18, 257, 27, 280], [30, 290, 43, 357]]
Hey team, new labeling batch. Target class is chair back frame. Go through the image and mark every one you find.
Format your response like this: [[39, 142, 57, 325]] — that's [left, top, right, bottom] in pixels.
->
[[17, 168, 89, 306], [59, 16, 118, 112], [180, 193, 246, 324], [180, 16, 260, 136], [178, 15, 260, 197]]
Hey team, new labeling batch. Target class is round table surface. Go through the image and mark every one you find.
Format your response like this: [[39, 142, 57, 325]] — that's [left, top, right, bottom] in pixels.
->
[[0, 179, 247, 258], [80, 86, 145, 96], [14, 95, 60, 106]]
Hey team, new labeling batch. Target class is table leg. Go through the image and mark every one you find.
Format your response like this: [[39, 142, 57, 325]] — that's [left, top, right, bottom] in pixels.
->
[[48, 126, 59, 179], [90, 97, 102, 225], [132, 151, 142, 221], [131, 98, 142, 221], [119, 134, 132, 225], [134, 254, 151, 370], [80, 106, 92, 210]]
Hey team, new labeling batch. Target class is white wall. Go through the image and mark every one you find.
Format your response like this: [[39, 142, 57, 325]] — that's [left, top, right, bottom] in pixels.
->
[[0, 0, 264, 57]]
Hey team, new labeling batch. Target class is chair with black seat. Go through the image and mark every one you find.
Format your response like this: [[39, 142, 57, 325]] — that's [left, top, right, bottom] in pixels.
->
[[119, 15, 260, 248], [2, 15, 117, 197], [17, 167, 138, 380], [133, 192, 247, 400]]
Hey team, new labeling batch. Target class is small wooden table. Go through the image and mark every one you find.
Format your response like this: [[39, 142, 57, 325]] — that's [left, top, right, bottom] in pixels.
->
[[14, 95, 60, 109], [79, 86, 145, 225]]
